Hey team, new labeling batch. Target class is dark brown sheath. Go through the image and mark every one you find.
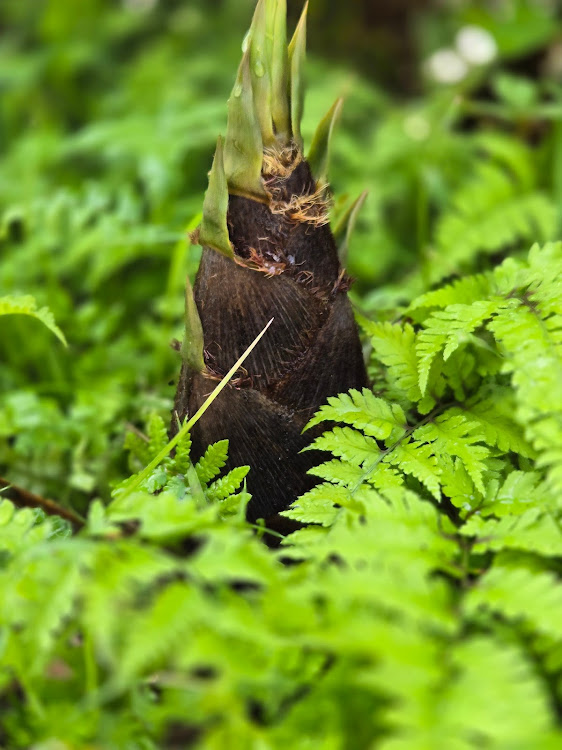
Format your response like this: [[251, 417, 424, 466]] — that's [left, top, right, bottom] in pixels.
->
[[172, 1, 367, 527]]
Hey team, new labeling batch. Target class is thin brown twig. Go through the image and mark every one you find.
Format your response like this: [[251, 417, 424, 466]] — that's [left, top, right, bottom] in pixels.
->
[[0, 476, 85, 530]]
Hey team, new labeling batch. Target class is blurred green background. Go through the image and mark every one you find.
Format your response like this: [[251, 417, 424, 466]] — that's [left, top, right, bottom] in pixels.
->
[[1, 0, 561, 514]]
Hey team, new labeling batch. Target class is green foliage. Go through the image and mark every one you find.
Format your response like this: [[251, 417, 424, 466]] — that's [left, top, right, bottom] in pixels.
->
[[428, 138, 558, 284], [0, 295, 67, 345], [0, 241, 561, 748], [2, 0, 562, 747]]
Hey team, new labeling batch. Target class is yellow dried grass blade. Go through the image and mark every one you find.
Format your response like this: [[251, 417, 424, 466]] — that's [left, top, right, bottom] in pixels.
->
[[120, 318, 275, 498]]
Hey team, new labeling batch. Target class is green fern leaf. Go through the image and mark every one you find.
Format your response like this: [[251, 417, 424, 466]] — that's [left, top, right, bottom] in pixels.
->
[[0, 500, 63, 557], [207, 466, 250, 502], [282, 484, 345, 526], [439, 636, 553, 745], [307, 388, 407, 444], [415, 413, 489, 493], [416, 300, 500, 393], [465, 565, 562, 640], [147, 413, 169, 458], [363, 321, 422, 402], [439, 456, 478, 509], [386, 440, 441, 500], [490, 300, 562, 494], [452, 389, 536, 458], [195, 440, 229, 484], [460, 508, 562, 556], [306, 426, 380, 466], [409, 273, 493, 315], [114, 582, 199, 686], [123, 430, 152, 467], [367, 462, 406, 493], [481, 470, 545, 517], [430, 154, 556, 282], [309, 459, 366, 489], [0, 294, 67, 345], [173, 430, 193, 474]]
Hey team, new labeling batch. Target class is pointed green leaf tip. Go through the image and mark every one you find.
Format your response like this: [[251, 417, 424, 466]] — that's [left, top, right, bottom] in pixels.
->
[[199, 136, 234, 259], [249, 0, 274, 146], [268, 0, 290, 141], [225, 48, 266, 199], [245, 0, 291, 147], [333, 190, 368, 264], [288, 1, 308, 149], [307, 97, 343, 182], [181, 277, 205, 374]]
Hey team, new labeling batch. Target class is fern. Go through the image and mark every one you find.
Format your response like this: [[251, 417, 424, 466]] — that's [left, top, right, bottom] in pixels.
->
[[461, 510, 562, 556], [207, 466, 250, 502], [307, 388, 408, 443], [116, 417, 249, 523], [414, 413, 491, 493], [452, 388, 536, 459], [435, 636, 554, 747], [195, 440, 230, 484], [113, 581, 200, 687], [3, 1, 562, 746], [465, 564, 562, 640], [386, 441, 441, 500], [307, 426, 380, 466], [0, 294, 67, 345], [415, 299, 503, 393], [429, 145, 557, 283], [361, 320, 422, 403]]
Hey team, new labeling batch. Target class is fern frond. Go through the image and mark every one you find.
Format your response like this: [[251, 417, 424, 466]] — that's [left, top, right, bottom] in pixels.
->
[[460, 508, 562, 556], [114, 581, 199, 686], [490, 299, 562, 494], [309, 459, 366, 489], [194, 440, 229, 484], [172, 429, 193, 474], [416, 300, 502, 393], [306, 388, 407, 443], [362, 321, 422, 403], [207, 466, 250, 502], [386, 441, 441, 500], [108, 489, 216, 541], [0, 542, 92, 678], [452, 389, 536, 458], [147, 413, 169, 458], [439, 636, 553, 745], [439, 457, 478, 509], [408, 273, 493, 314], [481, 470, 545, 517], [0, 500, 67, 558], [430, 154, 556, 282], [123, 430, 152, 467], [465, 565, 562, 639], [306, 426, 380, 466], [0, 294, 67, 345], [415, 413, 489, 493], [281, 483, 344, 526]]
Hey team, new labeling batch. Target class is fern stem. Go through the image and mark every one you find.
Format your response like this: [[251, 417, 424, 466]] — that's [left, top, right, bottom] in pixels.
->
[[349, 402, 455, 496]]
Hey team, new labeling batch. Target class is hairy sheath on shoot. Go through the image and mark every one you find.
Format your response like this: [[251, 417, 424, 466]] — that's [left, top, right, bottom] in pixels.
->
[[172, 0, 367, 528]]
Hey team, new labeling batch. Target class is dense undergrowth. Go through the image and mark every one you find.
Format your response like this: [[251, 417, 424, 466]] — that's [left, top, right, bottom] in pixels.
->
[[2, 0, 562, 747]]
